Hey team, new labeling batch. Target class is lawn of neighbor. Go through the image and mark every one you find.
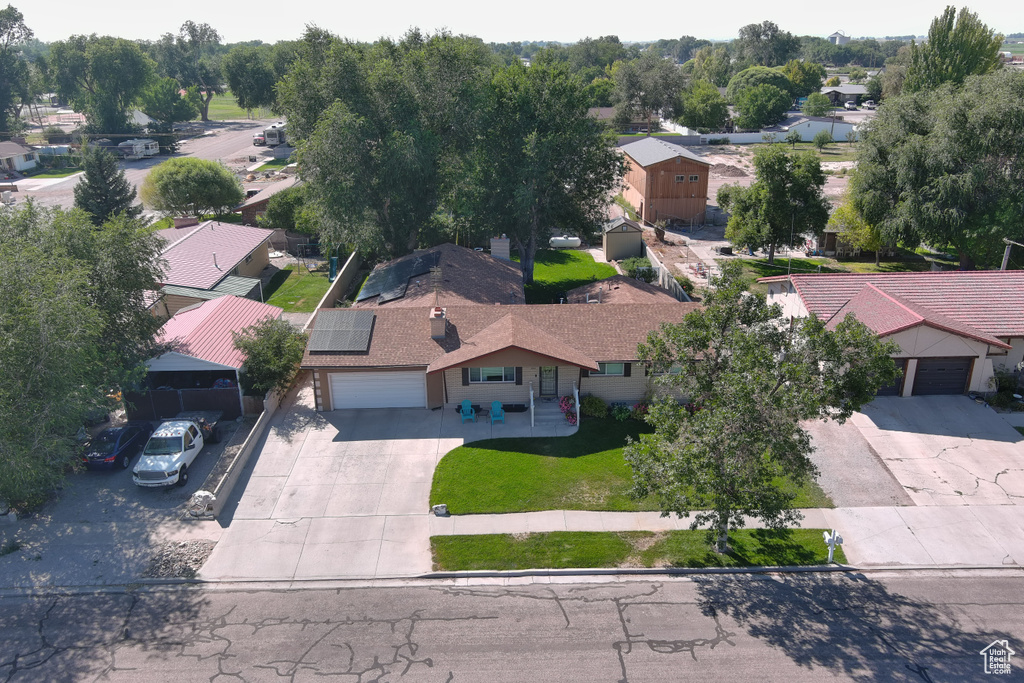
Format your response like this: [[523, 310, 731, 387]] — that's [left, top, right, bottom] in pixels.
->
[[263, 265, 331, 312], [516, 248, 617, 304], [431, 529, 846, 571], [430, 419, 833, 514]]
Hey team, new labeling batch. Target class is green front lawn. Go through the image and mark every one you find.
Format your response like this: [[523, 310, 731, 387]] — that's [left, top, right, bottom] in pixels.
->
[[431, 528, 846, 571], [430, 419, 833, 514], [515, 248, 618, 304], [204, 93, 273, 121], [263, 265, 331, 312], [24, 167, 82, 178]]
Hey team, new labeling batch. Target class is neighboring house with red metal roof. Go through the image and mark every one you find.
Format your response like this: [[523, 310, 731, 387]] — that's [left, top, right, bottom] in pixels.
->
[[301, 243, 697, 411], [759, 271, 1024, 397], [127, 296, 284, 420], [155, 220, 273, 316]]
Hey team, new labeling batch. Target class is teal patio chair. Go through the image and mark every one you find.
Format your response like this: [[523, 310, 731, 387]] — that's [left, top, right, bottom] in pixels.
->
[[459, 400, 475, 423], [490, 401, 505, 424]]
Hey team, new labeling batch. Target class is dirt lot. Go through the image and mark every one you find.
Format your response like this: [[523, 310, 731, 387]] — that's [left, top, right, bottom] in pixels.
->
[[696, 145, 853, 204]]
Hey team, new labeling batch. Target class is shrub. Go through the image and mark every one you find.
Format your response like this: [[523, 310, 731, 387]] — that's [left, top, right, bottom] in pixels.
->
[[674, 275, 695, 296], [707, 137, 729, 145], [622, 257, 656, 283], [610, 404, 632, 421], [580, 395, 608, 418], [992, 369, 1019, 393], [631, 403, 648, 419]]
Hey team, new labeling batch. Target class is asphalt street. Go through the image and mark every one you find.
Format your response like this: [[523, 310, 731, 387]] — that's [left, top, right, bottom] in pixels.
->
[[19, 119, 278, 211], [1, 571, 1021, 681]]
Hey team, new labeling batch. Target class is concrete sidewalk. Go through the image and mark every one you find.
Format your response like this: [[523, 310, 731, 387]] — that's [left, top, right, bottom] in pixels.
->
[[428, 506, 1024, 568]]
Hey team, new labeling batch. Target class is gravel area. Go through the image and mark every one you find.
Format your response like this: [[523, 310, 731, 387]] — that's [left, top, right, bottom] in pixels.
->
[[143, 539, 217, 578], [805, 417, 914, 507]]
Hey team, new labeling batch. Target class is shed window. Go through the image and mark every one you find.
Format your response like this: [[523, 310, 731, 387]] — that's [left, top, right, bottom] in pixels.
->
[[689, 175, 699, 182], [469, 367, 516, 383], [675, 174, 686, 182], [591, 363, 625, 376]]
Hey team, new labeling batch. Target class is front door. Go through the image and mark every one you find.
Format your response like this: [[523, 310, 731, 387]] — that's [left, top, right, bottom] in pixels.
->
[[540, 366, 557, 397]]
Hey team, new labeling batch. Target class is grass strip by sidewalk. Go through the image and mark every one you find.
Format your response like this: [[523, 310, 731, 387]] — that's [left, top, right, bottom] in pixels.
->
[[431, 529, 846, 571]]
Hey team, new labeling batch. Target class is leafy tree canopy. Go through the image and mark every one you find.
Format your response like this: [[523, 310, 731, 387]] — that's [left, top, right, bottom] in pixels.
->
[[780, 59, 826, 98], [625, 261, 900, 552], [233, 318, 308, 396], [73, 144, 142, 225], [722, 144, 829, 262], [678, 79, 728, 131], [690, 45, 733, 87], [903, 5, 1002, 94], [140, 157, 244, 218], [0, 203, 164, 508], [139, 76, 199, 126], [803, 91, 833, 117], [734, 20, 800, 66], [0, 4, 32, 139], [733, 83, 790, 130], [613, 50, 686, 132], [726, 65, 791, 102], [222, 45, 278, 111], [853, 68, 1024, 269]]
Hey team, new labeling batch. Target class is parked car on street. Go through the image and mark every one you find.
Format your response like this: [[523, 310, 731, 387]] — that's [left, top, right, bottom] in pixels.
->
[[133, 419, 213, 488], [252, 132, 266, 146], [81, 422, 154, 470], [844, 101, 858, 111], [862, 100, 877, 109]]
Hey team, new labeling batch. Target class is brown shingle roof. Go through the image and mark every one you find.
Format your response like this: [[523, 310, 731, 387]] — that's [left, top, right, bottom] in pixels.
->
[[303, 303, 698, 369], [759, 271, 1024, 338], [567, 275, 677, 304], [354, 243, 525, 309]]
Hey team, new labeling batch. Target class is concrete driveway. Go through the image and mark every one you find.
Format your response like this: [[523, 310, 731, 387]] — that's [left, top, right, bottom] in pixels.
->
[[852, 396, 1024, 506], [200, 384, 574, 581]]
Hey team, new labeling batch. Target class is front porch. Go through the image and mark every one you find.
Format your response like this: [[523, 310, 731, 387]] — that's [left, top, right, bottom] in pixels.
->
[[441, 399, 577, 441]]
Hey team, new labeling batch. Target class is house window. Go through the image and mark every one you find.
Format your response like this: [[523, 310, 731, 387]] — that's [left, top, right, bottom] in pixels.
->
[[675, 175, 685, 182], [245, 253, 253, 264], [469, 367, 516, 383], [689, 175, 699, 182], [591, 362, 625, 376]]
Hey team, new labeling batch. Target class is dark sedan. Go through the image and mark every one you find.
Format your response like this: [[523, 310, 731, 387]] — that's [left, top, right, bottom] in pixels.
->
[[81, 423, 154, 470]]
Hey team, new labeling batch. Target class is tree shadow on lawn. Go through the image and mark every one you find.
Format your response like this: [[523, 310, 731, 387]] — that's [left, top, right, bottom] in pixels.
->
[[694, 572, 989, 681], [466, 419, 652, 459], [647, 529, 823, 569]]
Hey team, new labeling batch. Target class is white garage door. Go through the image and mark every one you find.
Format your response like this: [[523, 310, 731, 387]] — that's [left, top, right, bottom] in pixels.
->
[[330, 371, 426, 409]]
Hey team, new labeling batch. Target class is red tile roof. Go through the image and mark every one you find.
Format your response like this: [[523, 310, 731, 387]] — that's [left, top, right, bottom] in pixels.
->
[[354, 244, 525, 308], [759, 271, 1024, 339], [156, 295, 283, 369], [824, 284, 1010, 349], [159, 220, 273, 290], [303, 303, 698, 369]]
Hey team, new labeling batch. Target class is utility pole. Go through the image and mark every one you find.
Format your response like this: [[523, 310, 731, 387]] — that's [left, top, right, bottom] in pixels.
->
[[1001, 238, 1024, 271]]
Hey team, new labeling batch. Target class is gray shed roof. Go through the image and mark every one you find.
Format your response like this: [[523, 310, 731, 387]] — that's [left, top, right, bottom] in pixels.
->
[[604, 216, 643, 233], [620, 137, 710, 168]]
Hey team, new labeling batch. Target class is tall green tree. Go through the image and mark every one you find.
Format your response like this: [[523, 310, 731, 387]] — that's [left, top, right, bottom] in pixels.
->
[[690, 45, 733, 87], [145, 22, 224, 122], [853, 69, 1024, 269], [829, 187, 886, 265], [721, 145, 829, 263], [803, 91, 833, 117], [725, 65, 792, 102], [139, 77, 198, 127], [678, 79, 728, 131], [233, 318, 307, 397], [281, 28, 493, 258], [0, 203, 164, 508], [780, 59, 826, 98], [732, 83, 790, 130], [903, 5, 1002, 94], [140, 157, 244, 218], [734, 20, 801, 66], [0, 5, 32, 139], [465, 63, 626, 284], [613, 51, 686, 133], [221, 45, 277, 111], [625, 261, 900, 553], [49, 35, 154, 134], [73, 145, 142, 225]]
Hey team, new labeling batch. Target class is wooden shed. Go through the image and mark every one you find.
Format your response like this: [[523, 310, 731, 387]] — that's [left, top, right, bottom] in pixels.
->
[[620, 137, 710, 225], [603, 217, 644, 261]]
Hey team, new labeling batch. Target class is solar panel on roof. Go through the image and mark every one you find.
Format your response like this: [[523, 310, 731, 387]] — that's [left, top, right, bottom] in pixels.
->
[[355, 252, 439, 303], [308, 310, 375, 352]]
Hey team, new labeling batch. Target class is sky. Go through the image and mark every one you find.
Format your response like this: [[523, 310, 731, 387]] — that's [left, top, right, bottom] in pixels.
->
[[16, 0, 1023, 45]]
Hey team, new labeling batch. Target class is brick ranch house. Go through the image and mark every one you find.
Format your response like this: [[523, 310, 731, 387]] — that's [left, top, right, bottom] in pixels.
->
[[619, 137, 710, 226], [301, 244, 696, 411], [760, 271, 1024, 396]]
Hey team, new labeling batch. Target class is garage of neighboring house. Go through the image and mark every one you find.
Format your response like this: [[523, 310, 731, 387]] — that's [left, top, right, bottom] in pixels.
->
[[911, 357, 973, 396], [328, 370, 426, 410]]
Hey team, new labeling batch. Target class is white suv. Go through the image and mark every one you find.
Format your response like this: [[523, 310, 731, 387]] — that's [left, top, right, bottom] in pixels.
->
[[844, 101, 858, 111], [133, 420, 205, 488]]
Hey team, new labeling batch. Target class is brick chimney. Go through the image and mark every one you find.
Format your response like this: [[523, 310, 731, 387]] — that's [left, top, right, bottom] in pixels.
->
[[173, 216, 200, 228], [429, 307, 447, 340], [490, 234, 510, 261]]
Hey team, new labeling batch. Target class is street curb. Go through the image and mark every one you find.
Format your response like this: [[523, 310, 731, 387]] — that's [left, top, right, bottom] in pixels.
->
[[1, 564, 1022, 598]]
